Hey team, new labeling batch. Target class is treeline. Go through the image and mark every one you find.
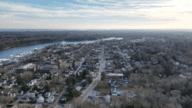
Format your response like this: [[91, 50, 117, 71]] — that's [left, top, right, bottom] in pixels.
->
[[0, 31, 112, 51]]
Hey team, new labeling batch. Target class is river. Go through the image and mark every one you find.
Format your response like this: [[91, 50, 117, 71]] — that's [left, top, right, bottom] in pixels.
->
[[0, 37, 122, 61]]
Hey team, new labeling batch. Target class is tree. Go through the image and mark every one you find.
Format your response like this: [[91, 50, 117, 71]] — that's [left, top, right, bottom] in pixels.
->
[[21, 84, 30, 92], [56, 61, 60, 68], [81, 70, 89, 79], [87, 77, 93, 84], [101, 72, 106, 81], [33, 85, 39, 91], [163, 65, 173, 77], [66, 74, 78, 86], [22, 72, 33, 82], [44, 84, 51, 92], [72, 61, 76, 70], [16, 76, 25, 85], [67, 85, 80, 101]]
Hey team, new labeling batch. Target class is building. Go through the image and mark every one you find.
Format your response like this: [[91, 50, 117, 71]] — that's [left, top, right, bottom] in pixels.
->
[[46, 96, 54, 103], [20, 97, 30, 103], [37, 96, 44, 103], [180, 73, 190, 79], [44, 92, 51, 98], [17, 91, 23, 96], [60, 96, 67, 103], [40, 65, 58, 73], [105, 95, 110, 103], [15, 63, 36, 73], [50, 90, 57, 96], [106, 73, 124, 77], [76, 86, 83, 91], [27, 79, 37, 86], [111, 88, 121, 96], [110, 80, 119, 87], [122, 77, 129, 82], [27, 91, 36, 99]]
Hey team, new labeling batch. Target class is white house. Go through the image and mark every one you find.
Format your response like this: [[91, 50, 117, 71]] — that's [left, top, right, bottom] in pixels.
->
[[27, 82, 34, 86], [27, 79, 37, 86], [37, 96, 44, 103], [31, 79, 37, 84], [27, 91, 36, 98], [46, 96, 54, 103]]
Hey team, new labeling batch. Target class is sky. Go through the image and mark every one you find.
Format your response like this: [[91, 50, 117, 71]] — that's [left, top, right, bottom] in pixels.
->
[[0, 0, 192, 30]]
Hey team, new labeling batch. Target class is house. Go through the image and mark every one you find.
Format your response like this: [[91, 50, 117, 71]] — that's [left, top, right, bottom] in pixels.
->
[[17, 91, 23, 96], [50, 90, 57, 96], [27, 79, 37, 86], [128, 91, 138, 98], [46, 96, 54, 103], [15, 63, 36, 73], [4, 92, 12, 97], [37, 84, 44, 90], [39, 90, 44, 94], [111, 81, 119, 87], [2, 79, 8, 84], [37, 96, 44, 103], [122, 77, 129, 82], [27, 91, 36, 98], [38, 94, 42, 98], [31, 79, 37, 84], [76, 86, 83, 91], [122, 68, 126, 72], [110, 88, 121, 96], [180, 73, 190, 79], [4, 83, 13, 89], [109, 79, 119, 87], [35, 76, 41, 80], [60, 96, 67, 103], [86, 72, 96, 79], [105, 95, 110, 103], [40, 65, 58, 73], [27, 82, 34, 86], [53, 72, 58, 76], [0, 81, 4, 87], [20, 97, 30, 103], [65, 74, 69, 78], [44, 92, 51, 98], [11, 92, 16, 97]]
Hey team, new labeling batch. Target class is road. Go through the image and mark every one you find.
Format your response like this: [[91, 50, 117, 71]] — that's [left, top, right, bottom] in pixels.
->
[[54, 55, 87, 106], [74, 56, 86, 74], [13, 85, 34, 105], [117, 46, 132, 68], [76, 45, 105, 103], [13, 78, 45, 105], [54, 87, 68, 106]]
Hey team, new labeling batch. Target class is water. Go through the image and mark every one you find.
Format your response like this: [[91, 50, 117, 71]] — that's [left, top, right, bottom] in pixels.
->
[[0, 37, 122, 60]]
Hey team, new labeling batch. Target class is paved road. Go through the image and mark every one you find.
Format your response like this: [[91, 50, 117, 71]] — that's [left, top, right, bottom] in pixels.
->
[[13, 85, 34, 105], [117, 46, 132, 68], [74, 56, 87, 74], [54, 87, 68, 106], [54, 56, 87, 106], [76, 45, 105, 103], [13, 79, 44, 105]]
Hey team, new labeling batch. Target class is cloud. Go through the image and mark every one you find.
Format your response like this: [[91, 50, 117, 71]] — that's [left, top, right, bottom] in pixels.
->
[[0, 0, 192, 29]]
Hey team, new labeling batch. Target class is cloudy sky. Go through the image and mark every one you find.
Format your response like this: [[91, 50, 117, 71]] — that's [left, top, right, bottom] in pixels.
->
[[0, 0, 192, 30]]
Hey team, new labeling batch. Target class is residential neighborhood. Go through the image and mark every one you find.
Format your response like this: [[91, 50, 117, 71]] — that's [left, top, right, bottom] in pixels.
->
[[0, 34, 192, 108]]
